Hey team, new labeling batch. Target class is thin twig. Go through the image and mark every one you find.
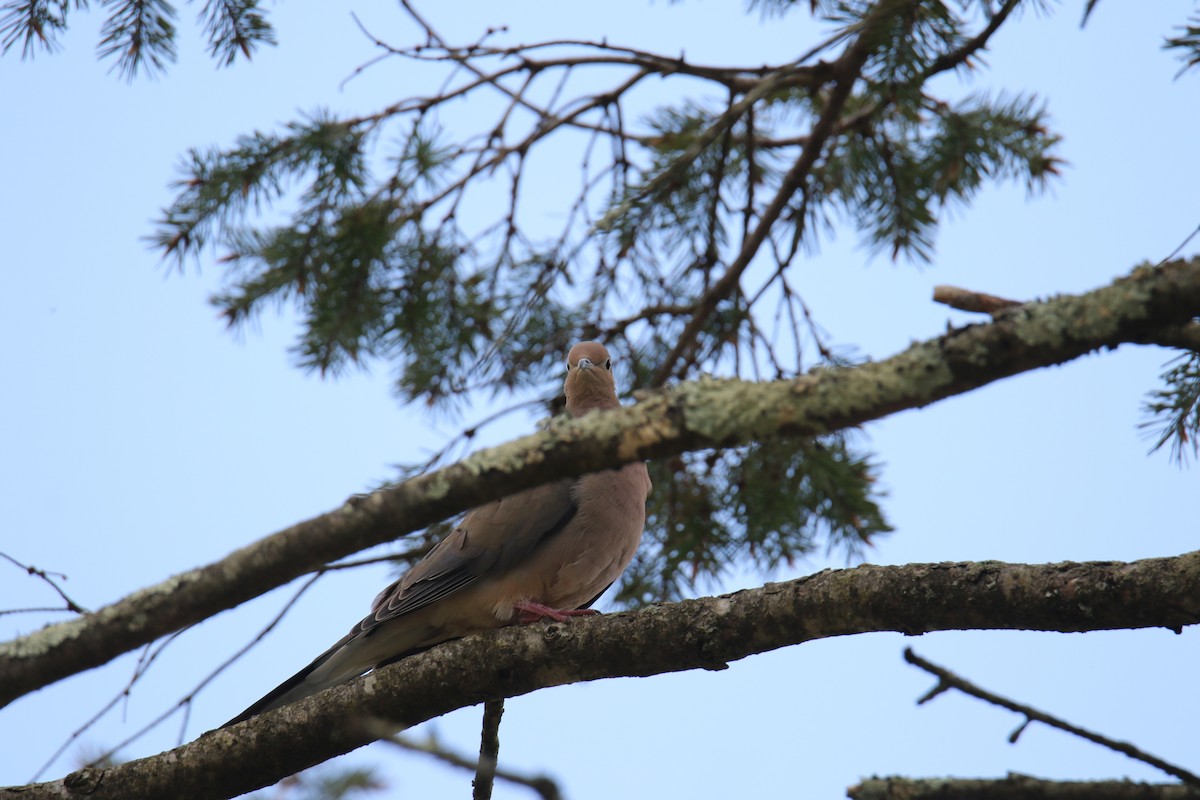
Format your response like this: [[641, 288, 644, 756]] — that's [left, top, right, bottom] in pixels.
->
[[594, 60, 828, 236], [32, 574, 326, 781], [0, 606, 80, 617], [474, 699, 505, 800], [649, 0, 892, 386], [904, 647, 1200, 788], [649, 0, 1026, 386], [379, 724, 561, 800], [31, 626, 192, 781], [324, 547, 433, 573], [927, 0, 1023, 75], [0, 551, 89, 614], [1154, 221, 1200, 268]]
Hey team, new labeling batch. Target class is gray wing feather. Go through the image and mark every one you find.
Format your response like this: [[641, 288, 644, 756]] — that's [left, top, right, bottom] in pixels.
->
[[359, 477, 578, 634]]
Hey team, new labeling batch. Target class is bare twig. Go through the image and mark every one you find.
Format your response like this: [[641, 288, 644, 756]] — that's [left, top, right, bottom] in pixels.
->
[[904, 648, 1200, 788], [0, 606, 80, 617], [933, 285, 1024, 315], [379, 725, 561, 800], [31, 574, 327, 781], [473, 699, 505, 800], [324, 547, 433, 573], [649, 0, 894, 386], [594, 59, 829, 237], [86, 573, 329, 766], [1153, 222, 1200, 268], [1, 551, 89, 615], [31, 626, 192, 781], [649, 0, 1027, 386]]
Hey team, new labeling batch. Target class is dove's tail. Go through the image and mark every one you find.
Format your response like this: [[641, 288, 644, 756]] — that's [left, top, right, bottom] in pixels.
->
[[221, 631, 360, 727]]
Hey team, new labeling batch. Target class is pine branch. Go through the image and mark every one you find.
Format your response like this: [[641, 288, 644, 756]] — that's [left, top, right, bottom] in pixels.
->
[[649, 0, 1032, 384], [0, 0, 275, 75], [2, 255, 1199, 708], [97, 0, 177, 80], [7, 552, 1200, 799], [198, 0, 275, 66], [152, 1, 1067, 404], [647, 0, 896, 386]]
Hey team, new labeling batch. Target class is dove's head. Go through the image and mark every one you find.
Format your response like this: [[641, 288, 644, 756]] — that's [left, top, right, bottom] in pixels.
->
[[564, 341, 620, 416]]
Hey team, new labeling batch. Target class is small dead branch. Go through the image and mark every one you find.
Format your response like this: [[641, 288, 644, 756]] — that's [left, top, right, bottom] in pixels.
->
[[473, 699, 505, 800], [904, 648, 1200, 788], [378, 721, 561, 800], [1, 551, 89, 615], [932, 285, 1024, 316]]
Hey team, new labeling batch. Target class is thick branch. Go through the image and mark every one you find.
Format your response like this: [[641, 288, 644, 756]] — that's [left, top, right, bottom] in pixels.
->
[[2, 256, 1199, 707], [1139, 321, 1200, 352], [7, 552, 1199, 799], [933, 284, 1199, 350], [850, 776, 1196, 800]]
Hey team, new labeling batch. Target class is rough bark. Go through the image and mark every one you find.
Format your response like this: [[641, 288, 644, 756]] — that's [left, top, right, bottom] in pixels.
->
[[4, 552, 1199, 800], [849, 775, 1197, 800], [2, 256, 1199, 708]]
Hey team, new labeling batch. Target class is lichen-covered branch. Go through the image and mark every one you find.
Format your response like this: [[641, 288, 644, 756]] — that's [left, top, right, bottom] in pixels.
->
[[2, 255, 1199, 708], [849, 775, 1196, 800], [6, 552, 1199, 800]]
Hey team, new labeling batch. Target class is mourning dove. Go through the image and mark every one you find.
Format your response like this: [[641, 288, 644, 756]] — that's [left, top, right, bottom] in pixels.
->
[[224, 342, 650, 726]]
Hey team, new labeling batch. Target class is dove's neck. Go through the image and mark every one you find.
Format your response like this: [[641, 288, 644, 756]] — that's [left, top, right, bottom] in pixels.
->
[[566, 389, 621, 416]]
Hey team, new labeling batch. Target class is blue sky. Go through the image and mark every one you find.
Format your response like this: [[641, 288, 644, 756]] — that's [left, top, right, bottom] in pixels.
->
[[2, 2, 1198, 797]]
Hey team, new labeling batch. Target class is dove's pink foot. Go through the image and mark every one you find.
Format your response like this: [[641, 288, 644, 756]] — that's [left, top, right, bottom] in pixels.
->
[[514, 600, 600, 625]]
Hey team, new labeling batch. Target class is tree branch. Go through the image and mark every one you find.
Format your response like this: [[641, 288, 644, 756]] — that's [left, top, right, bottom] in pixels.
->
[[932, 283, 1200, 350], [647, 0, 1033, 386], [378, 725, 560, 800], [904, 648, 1200, 787], [473, 699, 504, 800], [3, 255, 1199, 707], [933, 284, 1024, 315], [7, 552, 1199, 799], [0, 552, 89, 615], [1144, 321, 1200, 352], [648, 0, 897, 386], [850, 775, 1196, 800]]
